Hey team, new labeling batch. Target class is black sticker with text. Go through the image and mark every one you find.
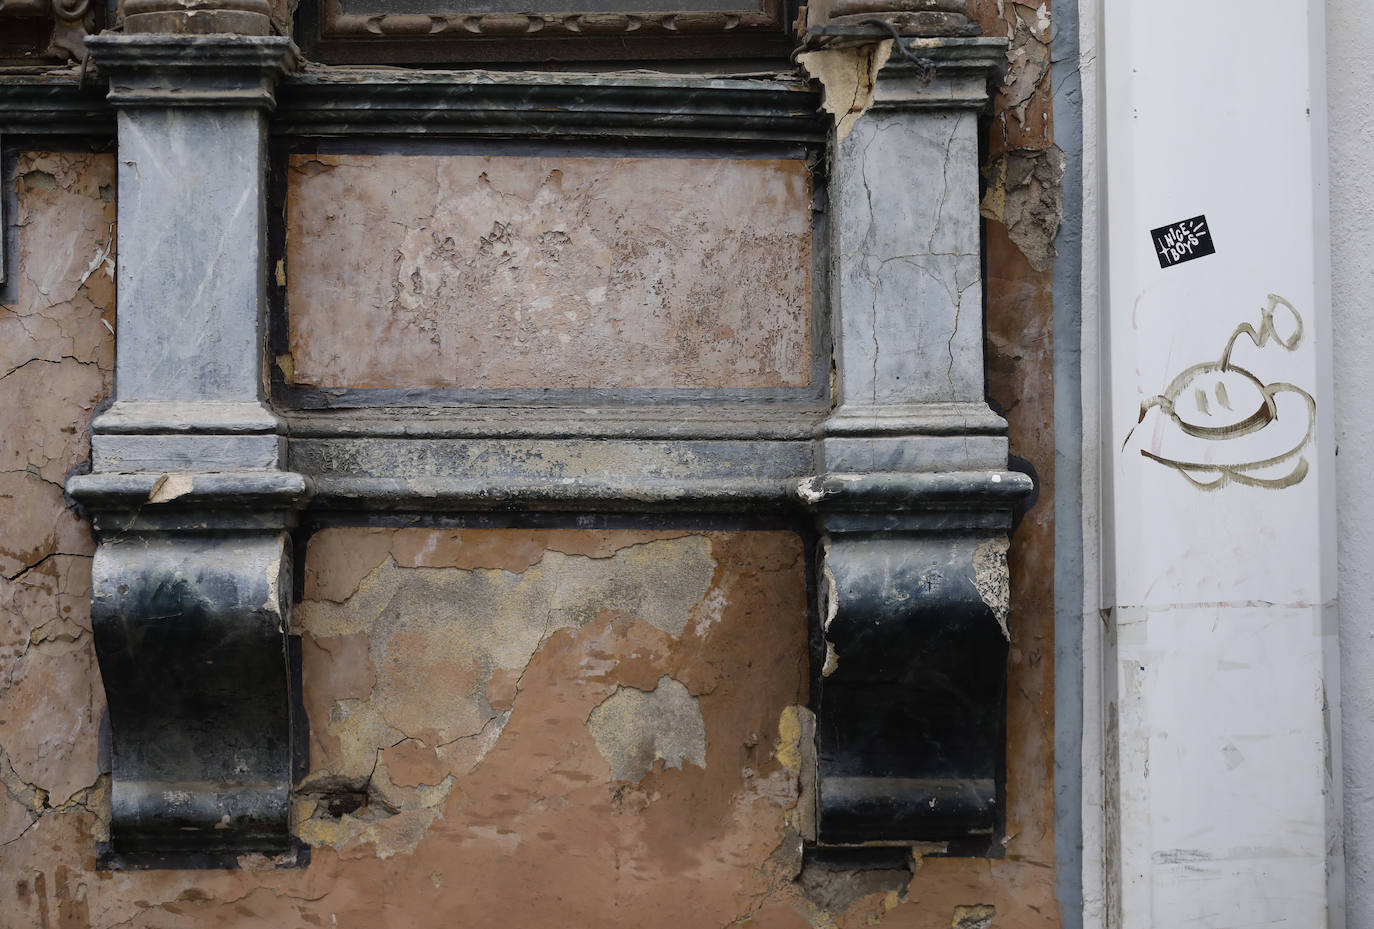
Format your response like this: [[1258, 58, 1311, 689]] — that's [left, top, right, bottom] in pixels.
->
[[1151, 215, 1215, 268]]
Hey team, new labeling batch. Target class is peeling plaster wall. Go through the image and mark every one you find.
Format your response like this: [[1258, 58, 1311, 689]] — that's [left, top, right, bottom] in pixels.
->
[[957, 4, 1061, 928], [0, 1, 1061, 914], [974, 0, 1066, 274], [0, 153, 115, 874]]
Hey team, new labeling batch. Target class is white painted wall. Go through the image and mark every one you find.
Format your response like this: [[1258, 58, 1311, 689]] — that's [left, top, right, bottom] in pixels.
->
[[1328, 0, 1374, 924], [1091, 3, 1342, 927]]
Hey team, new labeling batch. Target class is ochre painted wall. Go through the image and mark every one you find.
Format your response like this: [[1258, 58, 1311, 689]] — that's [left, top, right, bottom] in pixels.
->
[[0, 1, 1059, 920]]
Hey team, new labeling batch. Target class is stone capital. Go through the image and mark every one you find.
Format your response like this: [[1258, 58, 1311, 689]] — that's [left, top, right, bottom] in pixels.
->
[[86, 33, 298, 109], [121, 0, 272, 36]]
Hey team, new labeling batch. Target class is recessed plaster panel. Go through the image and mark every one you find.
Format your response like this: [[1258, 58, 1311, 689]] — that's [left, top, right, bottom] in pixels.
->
[[285, 154, 814, 391]]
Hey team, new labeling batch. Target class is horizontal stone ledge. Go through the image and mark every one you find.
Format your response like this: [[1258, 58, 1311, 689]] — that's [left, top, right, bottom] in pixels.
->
[[795, 470, 1034, 509], [304, 473, 1025, 524], [275, 68, 826, 142], [0, 76, 114, 135], [306, 475, 799, 511], [281, 406, 825, 441], [95, 401, 281, 434], [68, 469, 310, 510], [0, 64, 824, 141], [818, 403, 1010, 437], [86, 34, 301, 110], [92, 434, 285, 473], [288, 435, 815, 484]]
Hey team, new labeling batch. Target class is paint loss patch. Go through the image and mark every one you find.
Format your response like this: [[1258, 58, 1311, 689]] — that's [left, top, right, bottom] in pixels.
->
[[588, 675, 707, 782], [290, 528, 810, 873]]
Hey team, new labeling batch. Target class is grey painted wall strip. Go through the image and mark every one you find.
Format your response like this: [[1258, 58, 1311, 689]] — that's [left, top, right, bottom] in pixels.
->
[[1051, 0, 1085, 926]]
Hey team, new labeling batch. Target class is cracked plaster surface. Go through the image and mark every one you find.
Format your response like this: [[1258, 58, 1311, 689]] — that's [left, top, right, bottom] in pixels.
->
[[0, 153, 114, 872], [0, 34, 1062, 917], [285, 155, 813, 392]]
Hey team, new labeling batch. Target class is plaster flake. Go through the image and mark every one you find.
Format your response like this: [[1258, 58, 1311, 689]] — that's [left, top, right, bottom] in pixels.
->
[[980, 146, 1066, 272], [146, 472, 194, 504], [953, 903, 998, 929], [588, 675, 707, 782], [973, 537, 1012, 641], [797, 42, 893, 142], [286, 155, 813, 390]]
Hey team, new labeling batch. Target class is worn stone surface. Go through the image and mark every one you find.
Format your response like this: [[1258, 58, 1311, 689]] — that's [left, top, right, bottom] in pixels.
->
[[829, 107, 984, 410], [285, 154, 814, 391], [113, 109, 267, 406]]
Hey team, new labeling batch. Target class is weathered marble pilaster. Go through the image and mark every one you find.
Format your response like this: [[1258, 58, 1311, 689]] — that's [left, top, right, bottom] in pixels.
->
[[796, 36, 1032, 849], [68, 27, 307, 866]]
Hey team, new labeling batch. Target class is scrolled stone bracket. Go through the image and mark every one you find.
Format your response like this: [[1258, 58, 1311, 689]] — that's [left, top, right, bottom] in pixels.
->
[[67, 472, 311, 868], [67, 27, 308, 867], [795, 471, 1030, 848], [0, 0, 100, 62]]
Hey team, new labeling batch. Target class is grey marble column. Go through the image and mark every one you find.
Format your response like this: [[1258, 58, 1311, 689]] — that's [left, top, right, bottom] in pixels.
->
[[796, 36, 1033, 850], [68, 26, 307, 866]]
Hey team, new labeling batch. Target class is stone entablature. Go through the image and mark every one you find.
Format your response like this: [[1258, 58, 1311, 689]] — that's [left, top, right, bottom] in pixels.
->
[[31, 3, 1026, 865]]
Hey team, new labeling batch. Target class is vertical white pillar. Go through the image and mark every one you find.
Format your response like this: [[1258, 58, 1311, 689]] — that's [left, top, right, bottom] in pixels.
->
[[1098, 3, 1341, 927], [1328, 0, 1374, 923]]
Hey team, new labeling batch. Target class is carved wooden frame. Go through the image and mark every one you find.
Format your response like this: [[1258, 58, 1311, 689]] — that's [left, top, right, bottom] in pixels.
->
[[0, 0, 102, 64], [296, 0, 797, 63]]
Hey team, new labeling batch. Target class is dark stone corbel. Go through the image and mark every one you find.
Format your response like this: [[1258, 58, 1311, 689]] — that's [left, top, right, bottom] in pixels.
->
[[796, 18, 1026, 850], [797, 473, 1030, 848], [78, 475, 310, 866], [69, 20, 306, 867]]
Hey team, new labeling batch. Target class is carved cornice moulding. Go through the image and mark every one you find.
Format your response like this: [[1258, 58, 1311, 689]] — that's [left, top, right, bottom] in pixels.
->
[[321, 7, 779, 39], [296, 0, 794, 63]]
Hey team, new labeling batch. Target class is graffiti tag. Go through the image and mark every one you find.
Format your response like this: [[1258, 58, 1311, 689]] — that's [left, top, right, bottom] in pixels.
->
[[1128, 294, 1316, 491]]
